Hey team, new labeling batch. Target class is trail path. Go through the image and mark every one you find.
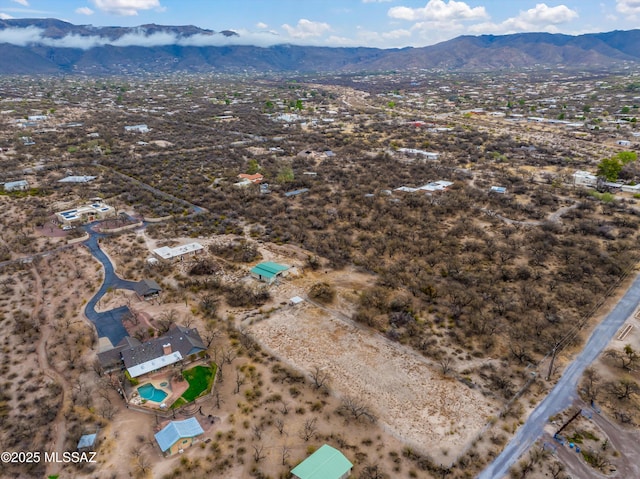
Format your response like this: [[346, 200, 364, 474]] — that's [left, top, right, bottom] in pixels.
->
[[32, 264, 71, 478]]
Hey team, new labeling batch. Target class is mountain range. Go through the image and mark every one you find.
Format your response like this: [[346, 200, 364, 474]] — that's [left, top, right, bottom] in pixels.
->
[[1, 19, 640, 75]]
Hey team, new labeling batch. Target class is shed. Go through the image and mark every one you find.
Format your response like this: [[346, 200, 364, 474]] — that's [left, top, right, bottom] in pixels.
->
[[134, 279, 162, 300], [291, 444, 353, 479], [250, 262, 289, 284], [3, 180, 29, 191], [77, 433, 98, 451], [490, 186, 507, 194], [154, 418, 204, 456], [289, 296, 304, 305], [284, 188, 310, 198]]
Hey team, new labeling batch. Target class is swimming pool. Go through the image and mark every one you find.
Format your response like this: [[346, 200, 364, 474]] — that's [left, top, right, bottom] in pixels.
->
[[137, 383, 168, 402]]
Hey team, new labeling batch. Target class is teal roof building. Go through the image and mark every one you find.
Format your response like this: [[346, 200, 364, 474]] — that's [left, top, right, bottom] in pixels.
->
[[291, 444, 353, 479], [250, 261, 289, 284]]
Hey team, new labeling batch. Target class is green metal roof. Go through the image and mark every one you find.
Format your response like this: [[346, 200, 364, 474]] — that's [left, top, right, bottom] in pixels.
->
[[291, 444, 352, 479], [250, 262, 289, 279]]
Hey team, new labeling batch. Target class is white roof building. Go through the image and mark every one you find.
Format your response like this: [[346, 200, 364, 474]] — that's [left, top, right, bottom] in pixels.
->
[[418, 180, 454, 192], [573, 170, 598, 187], [153, 242, 204, 260], [124, 124, 149, 133], [127, 351, 183, 378], [3, 180, 29, 191], [58, 175, 96, 183]]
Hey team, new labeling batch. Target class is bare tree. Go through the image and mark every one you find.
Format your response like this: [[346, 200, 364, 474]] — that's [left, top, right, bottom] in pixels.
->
[[252, 443, 266, 463], [252, 424, 263, 441], [606, 344, 639, 370], [439, 356, 455, 376], [157, 308, 178, 333], [582, 367, 600, 402], [234, 369, 245, 394], [214, 389, 223, 409], [275, 417, 285, 435], [299, 417, 318, 442], [339, 396, 376, 423], [609, 377, 639, 400], [310, 365, 330, 390], [279, 399, 289, 415], [359, 463, 388, 479], [281, 444, 290, 466]]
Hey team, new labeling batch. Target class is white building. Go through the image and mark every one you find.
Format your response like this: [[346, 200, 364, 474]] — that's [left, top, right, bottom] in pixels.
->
[[3, 180, 29, 191], [573, 170, 598, 188], [124, 124, 149, 133], [55, 201, 114, 225], [153, 242, 204, 261]]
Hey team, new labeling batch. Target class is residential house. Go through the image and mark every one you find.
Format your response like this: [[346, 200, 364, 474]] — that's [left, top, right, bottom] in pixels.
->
[[55, 201, 114, 226], [154, 418, 204, 456], [3, 180, 29, 191], [250, 262, 289, 284], [96, 325, 206, 378], [134, 279, 162, 300], [291, 444, 353, 479], [490, 186, 507, 194], [237, 173, 264, 184], [617, 140, 632, 147], [153, 242, 204, 261]]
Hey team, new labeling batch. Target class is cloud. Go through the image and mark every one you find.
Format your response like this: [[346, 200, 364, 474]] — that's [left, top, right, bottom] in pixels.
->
[[89, 0, 162, 16], [11, 0, 29, 6], [75, 7, 95, 16], [388, 0, 488, 22], [0, 25, 316, 49], [256, 22, 268, 29], [469, 3, 578, 34], [281, 19, 331, 39], [0, 13, 14, 19], [616, 0, 640, 14]]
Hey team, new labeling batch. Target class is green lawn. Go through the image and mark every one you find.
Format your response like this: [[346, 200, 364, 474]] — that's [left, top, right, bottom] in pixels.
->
[[172, 364, 216, 407]]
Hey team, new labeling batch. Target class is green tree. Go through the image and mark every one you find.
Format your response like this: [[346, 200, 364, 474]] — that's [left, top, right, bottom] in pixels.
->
[[277, 166, 294, 183], [621, 106, 631, 114], [617, 151, 637, 165], [295, 99, 304, 111], [597, 157, 623, 181], [246, 159, 260, 175]]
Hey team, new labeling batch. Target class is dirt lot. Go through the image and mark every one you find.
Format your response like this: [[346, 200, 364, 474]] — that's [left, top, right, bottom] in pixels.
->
[[249, 301, 499, 463]]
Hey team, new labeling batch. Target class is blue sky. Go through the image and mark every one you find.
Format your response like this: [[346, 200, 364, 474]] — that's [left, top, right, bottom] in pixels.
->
[[0, 0, 639, 48]]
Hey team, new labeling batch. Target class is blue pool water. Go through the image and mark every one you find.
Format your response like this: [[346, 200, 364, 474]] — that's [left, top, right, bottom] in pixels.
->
[[137, 383, 168, 402]]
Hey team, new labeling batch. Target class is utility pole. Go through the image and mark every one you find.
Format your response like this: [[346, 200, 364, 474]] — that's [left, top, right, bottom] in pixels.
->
[[546, 346, 557, 381]]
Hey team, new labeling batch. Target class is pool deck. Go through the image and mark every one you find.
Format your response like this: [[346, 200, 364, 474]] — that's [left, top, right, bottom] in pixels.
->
[[128, 371, 190, 409]]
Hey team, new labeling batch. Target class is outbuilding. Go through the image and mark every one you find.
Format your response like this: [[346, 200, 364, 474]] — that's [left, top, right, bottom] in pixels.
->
[[3, 180, 29, 192], [250, 262, 289, 284], [291, 444, 353, 479], [154, 418, 204, 456]]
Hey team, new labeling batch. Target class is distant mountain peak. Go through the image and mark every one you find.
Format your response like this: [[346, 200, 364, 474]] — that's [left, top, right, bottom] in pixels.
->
[[0, 19, 639, 74]]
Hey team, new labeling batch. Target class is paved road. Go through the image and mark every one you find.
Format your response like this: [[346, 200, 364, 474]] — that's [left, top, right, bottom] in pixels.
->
[[478, 272, 640, 479], [83, 228, 138, 346]]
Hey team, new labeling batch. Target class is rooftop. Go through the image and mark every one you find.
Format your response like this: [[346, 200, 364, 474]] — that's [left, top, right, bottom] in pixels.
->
[[291, 444, 352, 479], [154, 418, 204, 452], [250, 262, 289, 279], [153, 242, 204, 259]]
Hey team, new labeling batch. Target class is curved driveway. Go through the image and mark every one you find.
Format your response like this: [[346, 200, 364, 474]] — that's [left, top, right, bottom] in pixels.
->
[[83, 228, 138, 346], [478, 272, 640, 479]]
